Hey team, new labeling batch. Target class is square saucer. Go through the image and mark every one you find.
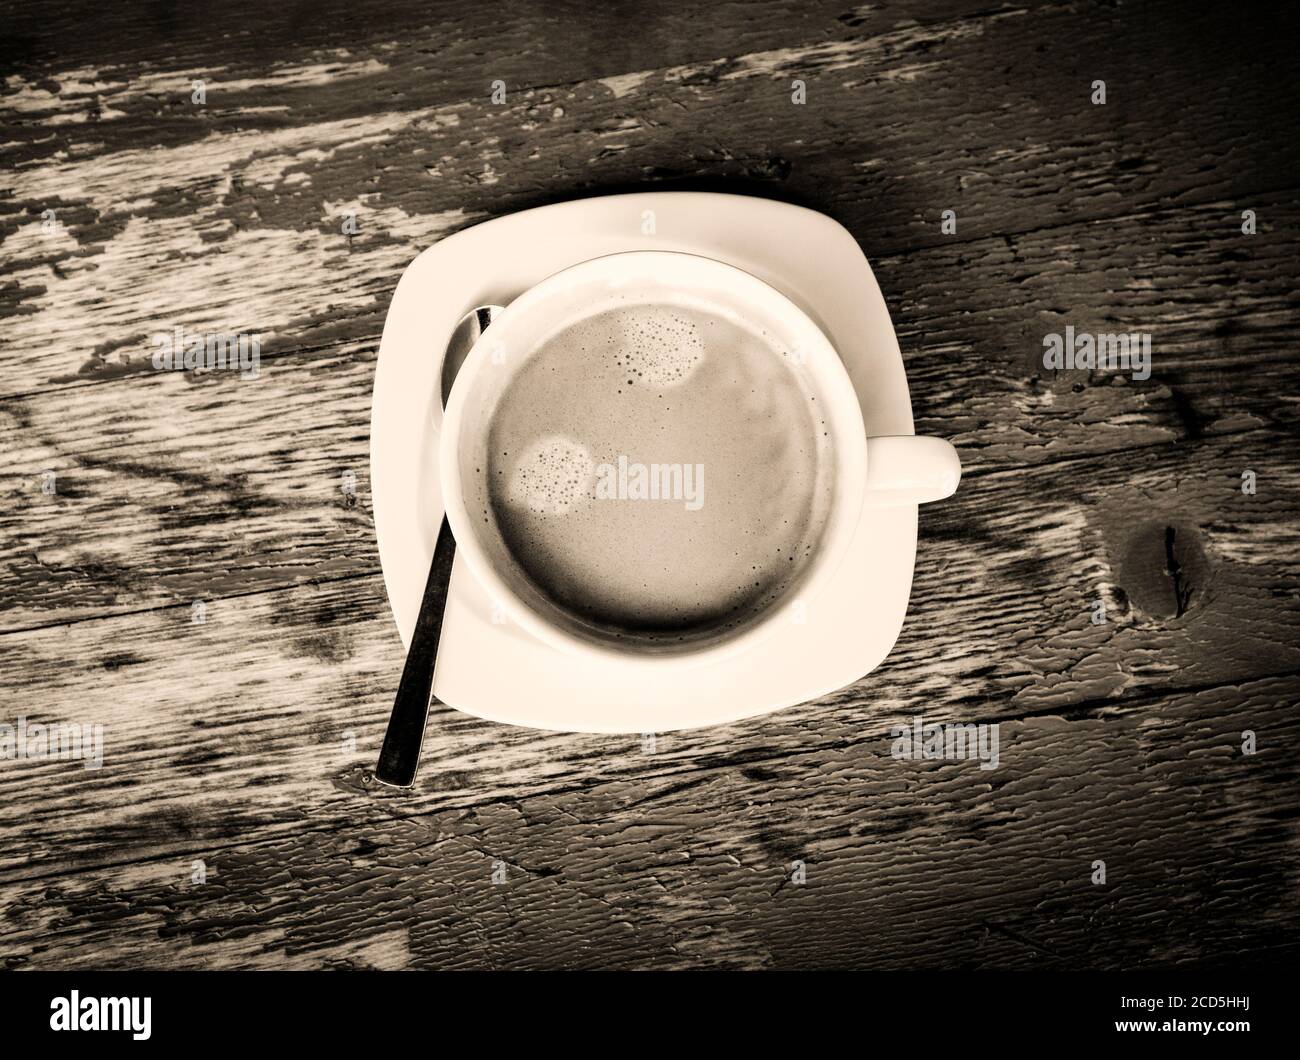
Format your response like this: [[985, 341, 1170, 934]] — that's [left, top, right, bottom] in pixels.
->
[[371, 192, 917, 733]]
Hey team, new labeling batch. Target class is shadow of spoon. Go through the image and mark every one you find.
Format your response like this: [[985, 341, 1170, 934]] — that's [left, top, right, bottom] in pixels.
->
[[374, 304, 503, 788]]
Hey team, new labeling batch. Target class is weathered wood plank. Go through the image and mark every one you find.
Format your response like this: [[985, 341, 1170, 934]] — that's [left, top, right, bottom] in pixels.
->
[[1, 340, 379, 628], [4, 1, 1298, 398], [884, 196, 1300, 461], [1, 430, 1296, 883], [2, 675, 1295, 969], [2, 0, 998, 133], [4, 196, 1297, 628], [3, 0, 1298, 973]]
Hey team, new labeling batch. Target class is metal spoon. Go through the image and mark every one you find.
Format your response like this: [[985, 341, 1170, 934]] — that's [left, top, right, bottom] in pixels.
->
[[375, 304, 503, 788]]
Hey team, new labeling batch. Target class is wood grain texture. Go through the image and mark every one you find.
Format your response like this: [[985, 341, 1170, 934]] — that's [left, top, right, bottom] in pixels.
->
[[1, 433, 1296, 886], [5, 1, 1299, 396], [1, 0, 1298, 969], [4, 198, 1297, 629], [2, 676, 1296, 969]]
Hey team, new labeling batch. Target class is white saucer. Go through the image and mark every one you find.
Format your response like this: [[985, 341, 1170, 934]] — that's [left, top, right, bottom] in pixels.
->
[[371, 192, 917, 733]]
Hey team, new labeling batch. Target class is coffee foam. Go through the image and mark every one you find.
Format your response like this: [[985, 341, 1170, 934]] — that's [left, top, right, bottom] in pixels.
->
[[610, 306, 704, 387], [506, 435, 594, 516], [480, 299, 833, 643]]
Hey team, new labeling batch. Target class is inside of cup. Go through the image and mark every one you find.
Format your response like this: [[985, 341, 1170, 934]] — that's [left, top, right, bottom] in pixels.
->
[[451, 253, 848, 657]]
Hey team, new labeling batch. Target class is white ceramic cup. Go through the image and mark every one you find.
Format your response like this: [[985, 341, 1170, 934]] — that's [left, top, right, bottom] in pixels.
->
[[440, 251, 959, 670]]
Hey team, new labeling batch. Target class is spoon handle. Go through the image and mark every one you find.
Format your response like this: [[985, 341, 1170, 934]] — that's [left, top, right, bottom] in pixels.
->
[[375, 516, 457, 787]]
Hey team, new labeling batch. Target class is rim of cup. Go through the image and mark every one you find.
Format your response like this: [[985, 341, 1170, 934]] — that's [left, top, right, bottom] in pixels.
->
[[439, 250, 869, 670]]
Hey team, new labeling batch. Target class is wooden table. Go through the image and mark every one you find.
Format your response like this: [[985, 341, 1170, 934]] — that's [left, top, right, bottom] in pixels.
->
[[2, 0, 1298, 970]]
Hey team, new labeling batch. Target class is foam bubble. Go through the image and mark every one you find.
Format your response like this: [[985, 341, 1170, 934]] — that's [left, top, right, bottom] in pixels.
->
[[611, 306, 704, 388], [506, 435, 594, 515]]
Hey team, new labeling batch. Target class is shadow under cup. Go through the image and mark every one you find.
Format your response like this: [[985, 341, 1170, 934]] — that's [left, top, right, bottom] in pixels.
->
[[442, 252, 866, 663]]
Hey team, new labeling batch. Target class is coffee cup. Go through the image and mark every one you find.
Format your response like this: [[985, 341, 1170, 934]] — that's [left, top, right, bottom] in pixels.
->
[[440, 250, 959, 670]]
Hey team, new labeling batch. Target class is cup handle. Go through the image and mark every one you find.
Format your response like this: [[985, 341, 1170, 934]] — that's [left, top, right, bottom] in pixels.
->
[[863, 435, 961, 506]]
